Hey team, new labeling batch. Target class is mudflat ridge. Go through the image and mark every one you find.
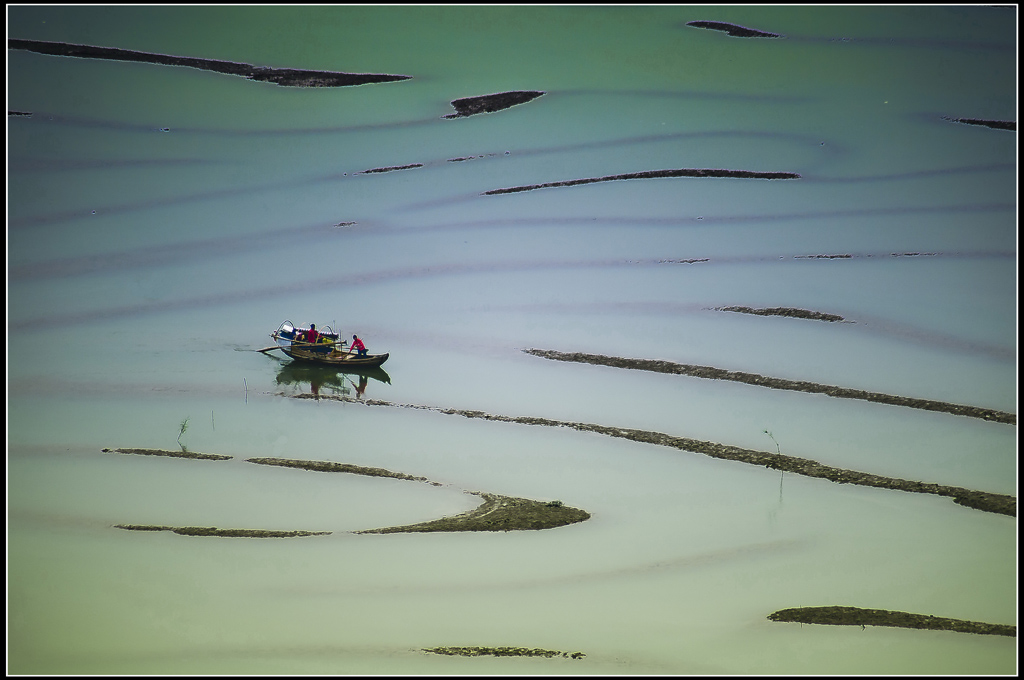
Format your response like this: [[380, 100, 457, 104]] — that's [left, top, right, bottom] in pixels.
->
[[716, 306, 845, 322], [686, 20, 782, 38], [523, 349, 1016, 425], [102, 447, 232, 460], [357, 493, 590, 534], [768, 606, 1015, 636], [115, 524, 330, 538], [942, 116, 1016, 131], [443, 90, 545, 118], [8, 38, 411, 87], [484, 168, 800, 195], [105, 451, 591, 535], [291, 395, 1016, 517]]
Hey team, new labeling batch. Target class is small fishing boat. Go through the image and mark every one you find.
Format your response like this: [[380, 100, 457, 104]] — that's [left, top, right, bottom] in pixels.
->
[[266, 321, 389, 367]]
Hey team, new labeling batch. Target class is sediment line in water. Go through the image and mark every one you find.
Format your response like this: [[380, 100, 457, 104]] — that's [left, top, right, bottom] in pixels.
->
[[443, 91, 545, 118], [292, 394, 1015, 517], [102, 447, 232, 460], [523, 349, 1016, 426], [114, 525, 330, 538], [768, 606, 1015, 637], [686, 20, 782, 38], [716, 306, 845, 322], [8, 38, 411, 87], [483, 168, 800, 195]]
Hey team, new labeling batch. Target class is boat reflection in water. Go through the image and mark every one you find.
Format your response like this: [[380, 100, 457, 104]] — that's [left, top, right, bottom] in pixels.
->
[[274, 361, 391, 400]]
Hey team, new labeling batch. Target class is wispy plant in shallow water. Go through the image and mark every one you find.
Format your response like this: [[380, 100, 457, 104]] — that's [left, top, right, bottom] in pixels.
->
[[177, 417, 190, 450], [764, 429, 785, 507]]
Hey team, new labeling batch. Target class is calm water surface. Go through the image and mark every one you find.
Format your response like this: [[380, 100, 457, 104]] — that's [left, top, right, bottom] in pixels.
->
[[7, 5, 1016, 674]]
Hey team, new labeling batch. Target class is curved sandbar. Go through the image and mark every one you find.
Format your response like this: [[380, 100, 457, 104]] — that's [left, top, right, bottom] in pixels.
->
[[941, 116, 1016, 131], [358, 493, 590, 534], [295, 395, 1015, 517], [524, 349, 1016, 425], [102, 447, 232, 460], [443, 90, 545, 118], [247, 456, 589, 533], [8, 38, 411, 87], [768, 606, 1015, 637], [717, 306, 845, 322], [424, 646, 585, 659], [105, 450, 590, 535], [686, 21, 782, 38], [483, 168, 800, 195], [114, 524, 329, 538]]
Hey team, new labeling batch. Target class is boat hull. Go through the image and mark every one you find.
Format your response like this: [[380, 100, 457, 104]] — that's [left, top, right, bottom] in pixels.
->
[[280, 346, 389, 368]]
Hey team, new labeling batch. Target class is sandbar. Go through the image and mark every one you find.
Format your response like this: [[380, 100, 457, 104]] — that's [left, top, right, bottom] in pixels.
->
[[768, 606, 1015, 636]]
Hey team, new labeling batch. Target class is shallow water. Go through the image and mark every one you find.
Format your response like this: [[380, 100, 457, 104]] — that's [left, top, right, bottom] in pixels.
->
[[6, 5, 1017, 675]]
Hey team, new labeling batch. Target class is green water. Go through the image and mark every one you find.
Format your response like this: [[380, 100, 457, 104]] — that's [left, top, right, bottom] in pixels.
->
[[7, 5, 1016, 674]]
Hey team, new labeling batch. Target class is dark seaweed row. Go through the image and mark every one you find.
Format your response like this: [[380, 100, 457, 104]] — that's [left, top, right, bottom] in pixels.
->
[[246, 456, 429, 482], [8, 38, 410, 87], [484, 168, 801, 195], [686, 21, 782, 38], [298, 395, 1016, 517], [768, 606, 1015, 637], [792, 253, 936, 259], [359, 163, 424, 174], [717, 306, 845, 322], [443, 90, 545, 118], [942, 116, 1016, 131], [356, 492, 590, 534], [523, 349, 1016, 425], [447, 410, 1017, 517], [424, 646, 585, 659], [102, 447, 232, 460], [794, 253, 852, 259], [114, 524, 330, 538]]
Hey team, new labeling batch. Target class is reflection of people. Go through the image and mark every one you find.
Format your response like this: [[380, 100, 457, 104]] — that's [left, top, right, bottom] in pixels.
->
[[349, 375, 369, 399], [351, 334, 367, 356], [307, 323, 319, 345]]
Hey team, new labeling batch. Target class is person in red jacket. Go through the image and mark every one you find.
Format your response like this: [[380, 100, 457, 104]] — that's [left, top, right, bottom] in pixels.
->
[[306, 323, 319, 345], [351, 334, 367, 356]]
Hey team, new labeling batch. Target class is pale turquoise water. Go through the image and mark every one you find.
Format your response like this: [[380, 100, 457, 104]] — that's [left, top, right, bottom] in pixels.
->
[[7, 5, 1017, 674]]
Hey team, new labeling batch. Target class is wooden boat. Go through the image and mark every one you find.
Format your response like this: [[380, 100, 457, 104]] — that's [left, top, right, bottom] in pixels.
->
[[268, 321, 389, 368]]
